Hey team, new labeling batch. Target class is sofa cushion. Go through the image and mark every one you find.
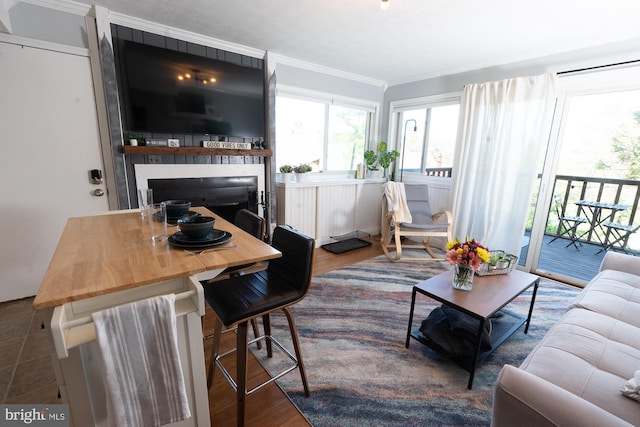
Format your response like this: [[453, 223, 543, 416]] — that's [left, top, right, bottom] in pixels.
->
[[569, 269, 640, 328], [492, 365, 635, 427], [519, 308, 640, 425]]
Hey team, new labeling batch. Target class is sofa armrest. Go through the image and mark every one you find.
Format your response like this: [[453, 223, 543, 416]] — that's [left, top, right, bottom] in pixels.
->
[[492, 365, 633, 427], [600, 251, 640, 276]]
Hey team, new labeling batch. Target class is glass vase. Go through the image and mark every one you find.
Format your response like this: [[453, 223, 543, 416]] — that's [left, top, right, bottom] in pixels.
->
[[452, 264, 474, 291]]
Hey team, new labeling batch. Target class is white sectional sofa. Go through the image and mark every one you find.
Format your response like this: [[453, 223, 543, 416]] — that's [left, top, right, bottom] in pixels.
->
[[492, 251, 640, 427]]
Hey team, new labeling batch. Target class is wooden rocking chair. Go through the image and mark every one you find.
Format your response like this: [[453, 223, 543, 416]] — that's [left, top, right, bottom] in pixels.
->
[[381, 183, 452, 261]]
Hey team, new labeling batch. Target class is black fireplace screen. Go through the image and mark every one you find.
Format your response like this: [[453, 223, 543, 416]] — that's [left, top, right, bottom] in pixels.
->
[[148, 176, 258, 223]]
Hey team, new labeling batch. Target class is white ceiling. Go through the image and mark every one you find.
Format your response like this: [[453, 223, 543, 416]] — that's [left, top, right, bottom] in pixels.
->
[[78, 0, 640, 85]]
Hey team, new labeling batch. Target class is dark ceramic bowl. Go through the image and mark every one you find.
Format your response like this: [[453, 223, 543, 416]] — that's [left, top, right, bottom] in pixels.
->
[[163, 200, 192, 219], [166, 210, 199, 225], [177, 216, 215, 240]]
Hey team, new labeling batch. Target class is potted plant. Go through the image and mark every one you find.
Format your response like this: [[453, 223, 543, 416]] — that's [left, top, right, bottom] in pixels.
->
[[488, 252, 517, 270], [364, 149, 378, 174], [376, 141, 400, 178], [294, 163, 312, 182], [126, 133, 144, 146], [279, 164, 295, 183], [365, 142, 399, 178]]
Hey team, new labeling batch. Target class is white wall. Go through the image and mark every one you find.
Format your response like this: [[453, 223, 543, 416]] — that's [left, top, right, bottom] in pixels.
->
[[8, 1, 88, 48], [275, 63, 385, 103]]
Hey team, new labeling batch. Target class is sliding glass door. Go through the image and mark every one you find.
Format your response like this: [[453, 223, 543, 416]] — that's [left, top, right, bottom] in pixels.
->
[[522, 68, 640, 285]]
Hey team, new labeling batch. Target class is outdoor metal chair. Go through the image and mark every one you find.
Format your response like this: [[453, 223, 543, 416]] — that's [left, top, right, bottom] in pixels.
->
[[548, 195, 589, 250], [597, 221, 640, 254]]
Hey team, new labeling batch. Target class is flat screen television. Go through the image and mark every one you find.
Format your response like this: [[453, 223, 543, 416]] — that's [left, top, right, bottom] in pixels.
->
[[113, 39, 265, 138]]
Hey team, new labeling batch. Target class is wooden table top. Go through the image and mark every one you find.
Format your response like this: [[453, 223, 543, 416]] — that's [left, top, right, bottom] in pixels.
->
[[413, 269, 539, 319], [33, 207, 281, 309]]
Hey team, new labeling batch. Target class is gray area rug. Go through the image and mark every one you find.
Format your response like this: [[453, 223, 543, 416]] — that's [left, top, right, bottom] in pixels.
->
[[255, 255, 579, 426]]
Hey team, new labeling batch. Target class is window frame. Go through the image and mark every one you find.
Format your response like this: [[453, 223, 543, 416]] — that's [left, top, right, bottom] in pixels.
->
[[388, 92, 462, 179], [276, 85, 380, 174]]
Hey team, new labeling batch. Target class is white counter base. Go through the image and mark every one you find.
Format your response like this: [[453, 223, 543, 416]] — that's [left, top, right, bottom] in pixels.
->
[[48, 276, 210, 427]]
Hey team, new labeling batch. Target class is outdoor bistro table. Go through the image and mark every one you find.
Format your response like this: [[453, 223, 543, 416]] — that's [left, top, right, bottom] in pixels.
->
[[574, 200, 629, 246]]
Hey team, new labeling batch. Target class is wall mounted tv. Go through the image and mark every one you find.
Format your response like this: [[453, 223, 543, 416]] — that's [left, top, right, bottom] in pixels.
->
[[113, 39, 265, 138]]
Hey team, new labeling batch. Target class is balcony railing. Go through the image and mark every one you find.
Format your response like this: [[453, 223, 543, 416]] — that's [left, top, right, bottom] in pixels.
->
[[547, 174, 640, 252], [424, 167, 453, 177]]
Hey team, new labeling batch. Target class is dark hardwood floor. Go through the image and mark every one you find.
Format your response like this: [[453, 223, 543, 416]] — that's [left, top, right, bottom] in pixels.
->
[[205, 237, 384, 427]]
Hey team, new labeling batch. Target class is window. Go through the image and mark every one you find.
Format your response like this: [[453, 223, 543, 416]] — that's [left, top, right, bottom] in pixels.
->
[[391, 94, 461, 179], [276, 88, 376, 172]]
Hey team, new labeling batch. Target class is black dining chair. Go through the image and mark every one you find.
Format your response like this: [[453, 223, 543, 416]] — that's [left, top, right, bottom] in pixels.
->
[[216, 208, 268, 277], [204, 225, 314, 427], [201, 209, 266, 345]]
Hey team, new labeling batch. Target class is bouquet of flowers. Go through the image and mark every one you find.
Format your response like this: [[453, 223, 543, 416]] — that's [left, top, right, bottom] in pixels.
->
[[445, 237, 490, 270]]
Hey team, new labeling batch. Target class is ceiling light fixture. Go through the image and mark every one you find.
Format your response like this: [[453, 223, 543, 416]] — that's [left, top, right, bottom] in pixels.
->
[[177, 69, 215, 85], [381, 0, 390, 10]]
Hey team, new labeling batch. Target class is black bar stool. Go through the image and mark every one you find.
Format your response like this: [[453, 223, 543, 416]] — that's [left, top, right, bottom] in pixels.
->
[[204, 225, 314, 426]]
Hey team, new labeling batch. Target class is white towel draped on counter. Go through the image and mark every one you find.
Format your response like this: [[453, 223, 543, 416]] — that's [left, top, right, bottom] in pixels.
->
[[92, 294, 191, 427], [384, 181, 412, 224]]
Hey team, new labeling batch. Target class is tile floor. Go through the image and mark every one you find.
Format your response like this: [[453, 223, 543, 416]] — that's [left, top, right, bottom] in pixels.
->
[[0, 297, 60, 404]]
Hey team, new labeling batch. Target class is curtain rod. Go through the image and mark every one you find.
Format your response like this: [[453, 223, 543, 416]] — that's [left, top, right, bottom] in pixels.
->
[[557, 58, 640, 75]]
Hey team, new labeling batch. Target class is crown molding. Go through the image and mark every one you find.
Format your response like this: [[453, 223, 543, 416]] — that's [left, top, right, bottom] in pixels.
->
[[20, 0, 92, 16], [268, 52, 386, 88], [0, 31, 88, 55], [19, 0, 265, 58], [107, 11, 266, 59]]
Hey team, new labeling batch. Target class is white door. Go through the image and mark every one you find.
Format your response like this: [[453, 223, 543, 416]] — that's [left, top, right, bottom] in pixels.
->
[[0, 39, 109, 302]]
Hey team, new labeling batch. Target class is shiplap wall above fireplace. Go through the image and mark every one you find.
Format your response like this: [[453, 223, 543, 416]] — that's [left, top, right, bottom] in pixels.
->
[[106, 24, 268, 210]]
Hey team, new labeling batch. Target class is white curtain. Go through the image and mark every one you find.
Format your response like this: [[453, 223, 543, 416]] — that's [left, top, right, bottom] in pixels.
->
[[451, 73, 557, 257]]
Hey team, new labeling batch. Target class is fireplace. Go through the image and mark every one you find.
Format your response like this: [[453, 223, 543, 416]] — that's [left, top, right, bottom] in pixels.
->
[[148, 176, 258, 222], [134, 164, 266, 223]]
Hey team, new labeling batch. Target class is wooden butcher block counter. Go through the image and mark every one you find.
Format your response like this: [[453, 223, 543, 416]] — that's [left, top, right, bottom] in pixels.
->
[[32, 207, 280, 427], [34, 206, 280, 309]]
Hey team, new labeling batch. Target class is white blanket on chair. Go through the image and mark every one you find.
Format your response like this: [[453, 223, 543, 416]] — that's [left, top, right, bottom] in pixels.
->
[[92, 294, 191, 427], [384, 182, 412, 224]]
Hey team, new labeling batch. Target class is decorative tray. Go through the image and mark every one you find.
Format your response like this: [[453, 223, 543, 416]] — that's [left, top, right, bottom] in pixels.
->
[[476, 250, 518, 276]]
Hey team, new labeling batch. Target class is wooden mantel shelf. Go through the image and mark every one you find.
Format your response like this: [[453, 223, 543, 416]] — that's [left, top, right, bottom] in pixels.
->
[[123, 145, 272, 157]]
